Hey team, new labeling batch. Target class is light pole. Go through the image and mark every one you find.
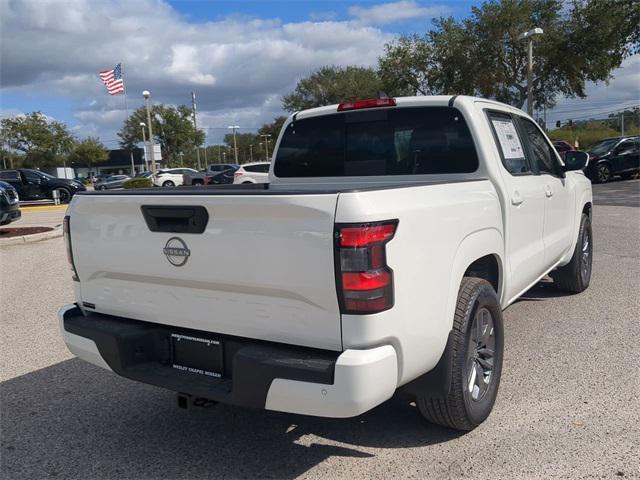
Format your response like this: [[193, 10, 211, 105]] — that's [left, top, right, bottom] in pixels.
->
[[228, 125, 239, 163], [142, 90, 156, 172], [249, 144, 253, 162], [260, 134, 272, 161], [191, 92, 201, 170], [518, 27, 544, 116], [140, 122, 149, 171]]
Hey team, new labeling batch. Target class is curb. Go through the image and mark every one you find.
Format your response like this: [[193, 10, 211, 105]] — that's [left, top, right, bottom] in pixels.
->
[[0, 227, 63, 246], [20, 205, 68, 212]]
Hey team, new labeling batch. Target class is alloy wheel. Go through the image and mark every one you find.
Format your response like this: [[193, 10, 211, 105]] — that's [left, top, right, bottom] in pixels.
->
[[580, 226, 592, 284], [466, 307, 495, 402], [597, 165, 611, 183]]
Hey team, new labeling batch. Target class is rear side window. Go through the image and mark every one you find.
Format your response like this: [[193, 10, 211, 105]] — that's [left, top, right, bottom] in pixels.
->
[[244, 164, 269, 173], [274, 107, 478, 177], [487, 113, 529, 175]]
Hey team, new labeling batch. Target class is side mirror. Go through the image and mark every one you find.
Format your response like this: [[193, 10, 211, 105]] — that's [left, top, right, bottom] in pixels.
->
[[564, 151, 589, 171]]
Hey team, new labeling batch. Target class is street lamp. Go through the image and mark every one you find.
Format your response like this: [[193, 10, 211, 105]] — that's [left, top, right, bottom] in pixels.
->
[[142, 90, 156, 172], [260, 134, 272, 161], [140, 122, 149, 171], [518, 27, 544, 116], [228, 125, 239, 163]]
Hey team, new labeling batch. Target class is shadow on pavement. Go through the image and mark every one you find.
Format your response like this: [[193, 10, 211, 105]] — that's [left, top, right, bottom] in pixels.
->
[[1, 359, 460, 479], [516, 280, 575, 303]]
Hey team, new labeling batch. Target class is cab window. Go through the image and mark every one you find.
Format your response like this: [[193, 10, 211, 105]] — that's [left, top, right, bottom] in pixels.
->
[[518, 118, 562, 176]]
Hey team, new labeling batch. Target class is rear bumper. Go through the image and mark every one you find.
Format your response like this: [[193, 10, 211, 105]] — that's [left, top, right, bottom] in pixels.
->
[[58, 304, 397, 418]]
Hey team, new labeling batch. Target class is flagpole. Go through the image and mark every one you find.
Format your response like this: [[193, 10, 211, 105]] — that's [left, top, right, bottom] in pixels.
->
[[121, 63, 136, 174]]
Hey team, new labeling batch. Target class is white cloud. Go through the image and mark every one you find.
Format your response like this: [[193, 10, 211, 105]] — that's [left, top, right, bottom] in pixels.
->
[[546, 55, 640, 126], [348, 1, 448, 25], [0, 0, 394, 144]]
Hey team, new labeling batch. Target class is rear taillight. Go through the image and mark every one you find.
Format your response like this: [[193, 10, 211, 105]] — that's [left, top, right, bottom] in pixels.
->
[[234, 171, 242, 176], [63, 215, 79, 282], [335, 220, 397, 314]]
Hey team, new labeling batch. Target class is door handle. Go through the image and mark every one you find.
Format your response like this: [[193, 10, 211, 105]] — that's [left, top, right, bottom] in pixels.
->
[[545, 185, 553, 198], [511, 191, 524, 206]]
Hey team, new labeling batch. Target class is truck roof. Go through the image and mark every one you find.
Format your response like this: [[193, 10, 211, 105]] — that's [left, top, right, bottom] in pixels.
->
[[293, 95, 525, 121]]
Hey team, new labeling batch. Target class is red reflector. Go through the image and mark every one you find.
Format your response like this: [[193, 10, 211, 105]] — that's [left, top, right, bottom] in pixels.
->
[[337, 98, 396, 112], [342, 271, 391, 291], [345, 297, 388, 313], [340, 223, 396, 247]]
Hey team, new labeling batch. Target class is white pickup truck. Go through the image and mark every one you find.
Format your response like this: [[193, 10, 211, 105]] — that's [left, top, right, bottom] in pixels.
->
[[59, 96, 593, 431]]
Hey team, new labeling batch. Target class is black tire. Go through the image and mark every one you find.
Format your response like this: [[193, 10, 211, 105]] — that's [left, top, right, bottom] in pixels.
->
[[416, 277, 504, 431], [193, 180, 204, 186], [551, 213, 592, 293], [52, 187, 72, 203], [98, 185, 107, 191], [162, 180, 175, 187], [242, 181, 253, 184], [594, 163, 612, 183]]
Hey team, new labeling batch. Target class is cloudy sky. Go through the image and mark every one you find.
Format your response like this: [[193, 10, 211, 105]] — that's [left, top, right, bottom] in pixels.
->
[[1, 0, 638, 148]]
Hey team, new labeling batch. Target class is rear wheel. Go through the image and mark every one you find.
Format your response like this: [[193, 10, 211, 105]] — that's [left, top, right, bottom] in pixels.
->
[[416, 277, 504, 431], [551, 213, 592, 293], [162, 180, 175, 187], [595, 163, 612, 183], [193, 180, 204, 186]]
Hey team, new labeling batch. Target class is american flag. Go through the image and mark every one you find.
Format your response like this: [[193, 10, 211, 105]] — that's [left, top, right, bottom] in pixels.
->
[[99, 63, 125, 95]]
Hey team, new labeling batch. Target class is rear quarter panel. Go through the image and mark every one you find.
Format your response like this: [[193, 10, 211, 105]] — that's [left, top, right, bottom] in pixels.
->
[[336, 180, 503, 385]]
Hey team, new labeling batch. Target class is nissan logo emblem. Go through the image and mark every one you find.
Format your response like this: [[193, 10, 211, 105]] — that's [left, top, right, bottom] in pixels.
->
[[163, 237, 190, 267]]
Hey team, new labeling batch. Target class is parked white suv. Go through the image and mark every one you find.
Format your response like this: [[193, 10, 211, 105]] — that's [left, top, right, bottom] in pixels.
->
[[153, 168, 199, 187], [233, 162, 270, 184], [59, 96, 592, 431]]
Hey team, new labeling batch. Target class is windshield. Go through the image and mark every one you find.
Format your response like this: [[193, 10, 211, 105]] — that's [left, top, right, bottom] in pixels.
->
[[274, 106, 478, 177], [588, 139, 618, 156]]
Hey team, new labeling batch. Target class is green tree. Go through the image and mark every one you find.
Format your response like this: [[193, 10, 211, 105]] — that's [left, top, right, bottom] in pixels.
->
[[378, 0, 640, 109], [223, 132, 260, 163], [0, 112, 74, 167], [68, 137, 108, 176], [282, 66, 388, 112], [118, 105, 205, 164], [258, 116, 287, 140]]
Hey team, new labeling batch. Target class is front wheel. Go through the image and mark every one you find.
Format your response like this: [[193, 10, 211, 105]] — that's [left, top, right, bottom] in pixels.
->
[[595, 163, 612, 183], [162, 180, 175, 187], [416, 277, 504, 431], [551, 213, 592, 293], [52, 187, 72, 203]]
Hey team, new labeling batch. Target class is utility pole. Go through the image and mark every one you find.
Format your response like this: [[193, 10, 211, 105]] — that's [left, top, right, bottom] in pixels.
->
[[142, 90, 156, 172], [191, 92, 201, 170], [140, 122, 149, 171], [260, 134, 272, 161], [518, 28, 544, 116], [249, 144, 253, 162], [621, 111, 625, 136]]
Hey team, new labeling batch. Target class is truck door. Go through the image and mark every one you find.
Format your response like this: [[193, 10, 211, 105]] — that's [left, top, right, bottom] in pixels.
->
[[487, 111, 546, 301], [517, 117, 575, 269]]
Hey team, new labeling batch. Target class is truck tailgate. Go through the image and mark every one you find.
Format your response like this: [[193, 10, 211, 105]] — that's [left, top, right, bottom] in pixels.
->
[[69, 193, 342, 351]]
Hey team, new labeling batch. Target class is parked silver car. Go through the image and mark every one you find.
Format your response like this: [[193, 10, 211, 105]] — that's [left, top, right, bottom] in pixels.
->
[[94, 175, 130, 190]]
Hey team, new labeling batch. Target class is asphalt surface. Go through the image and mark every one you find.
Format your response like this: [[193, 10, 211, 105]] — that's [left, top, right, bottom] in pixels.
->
[[1, 181, 639, 479]]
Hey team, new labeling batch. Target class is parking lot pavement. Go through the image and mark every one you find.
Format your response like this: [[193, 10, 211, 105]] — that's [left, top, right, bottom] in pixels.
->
[[1, 182, 639, 479], [592, 178, 640, 207], [12, 205, 67, 228]]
